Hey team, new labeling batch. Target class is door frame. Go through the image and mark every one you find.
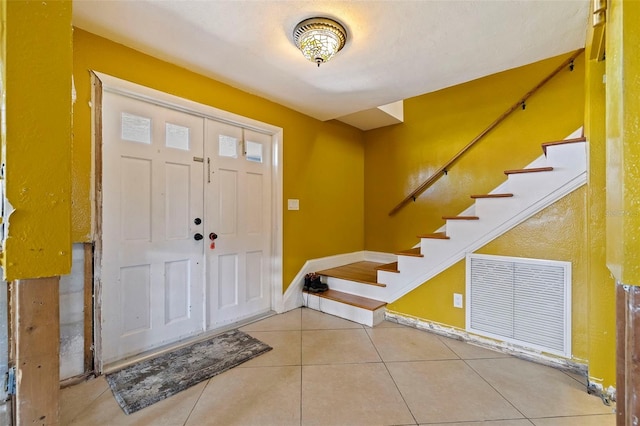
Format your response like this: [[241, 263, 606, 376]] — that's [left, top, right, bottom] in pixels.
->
[[90, 72, 283, 373]]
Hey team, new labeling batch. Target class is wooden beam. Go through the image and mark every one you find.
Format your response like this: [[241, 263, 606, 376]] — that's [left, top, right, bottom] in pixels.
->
[[617, 283, 640, 425], [616, 283, 626, 424], [11, 277, 60, 425]]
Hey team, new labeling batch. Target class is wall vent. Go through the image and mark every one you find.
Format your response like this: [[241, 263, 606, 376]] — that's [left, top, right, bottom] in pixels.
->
[[466, 253, 571, 357]]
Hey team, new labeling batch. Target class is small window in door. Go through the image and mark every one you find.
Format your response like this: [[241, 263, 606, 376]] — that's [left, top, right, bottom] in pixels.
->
[[121, 112, 151, 144], [245, 140, 263, 163], [165, 123, 190, 150], [219, 135, 238, 158]]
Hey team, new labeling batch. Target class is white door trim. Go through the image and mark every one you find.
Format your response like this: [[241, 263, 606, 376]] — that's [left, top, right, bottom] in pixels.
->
[[91, 72, 283, 372]]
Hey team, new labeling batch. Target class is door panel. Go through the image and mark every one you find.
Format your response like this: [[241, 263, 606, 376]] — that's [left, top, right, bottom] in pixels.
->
[[164, 259, 190, 323], [120, 265, 151, 335], [205, 121, 272, 327], [101, 92, 205, 364], [246, 251, 263, 301], [218, 254, 239, 309], [219, 169, 239, 234], [165, 163, 191, 239], [120, 157, 152, 241]]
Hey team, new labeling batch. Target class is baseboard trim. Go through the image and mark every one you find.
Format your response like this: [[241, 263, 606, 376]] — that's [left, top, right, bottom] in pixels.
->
[[363, 250, 397, 263], [385, 310, 589, 377]]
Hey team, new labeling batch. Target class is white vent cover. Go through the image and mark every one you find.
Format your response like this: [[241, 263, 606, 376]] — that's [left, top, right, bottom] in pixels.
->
[[466, 253, 571, 357]]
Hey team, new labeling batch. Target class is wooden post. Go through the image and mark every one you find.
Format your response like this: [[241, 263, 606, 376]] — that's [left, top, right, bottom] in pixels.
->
[[616, 283, 640, 425], [11, 277, 60, 425]]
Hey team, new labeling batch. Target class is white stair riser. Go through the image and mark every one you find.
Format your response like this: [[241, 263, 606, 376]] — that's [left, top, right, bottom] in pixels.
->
[[324, 277, 387, 301], [444, 219, 489, 240], [521, 155, 549, 169], [377, 266, 426, 290], [397, 254, 428, 272], [377, 270, 406, 287], [304, 294, 385, 327], [419, 238, 451, 256], [473, 197, 522, 217], [545, 143, 587, 169]]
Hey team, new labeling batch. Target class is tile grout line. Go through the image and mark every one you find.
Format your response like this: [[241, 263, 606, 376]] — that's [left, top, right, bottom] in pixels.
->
[[435, 335, 532, 423], [561, 369, 589, 387], [461, 358, 530, 422], [181, 377, 211, 426], [299, 307, 303, 426], [65, 379, 112, 425], [363, 328, 419, 426]]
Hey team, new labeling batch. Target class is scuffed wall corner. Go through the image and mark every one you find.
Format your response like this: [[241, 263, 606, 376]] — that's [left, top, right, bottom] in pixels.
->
[[0, 193, 14, 278], [587, 381, 616, 405]]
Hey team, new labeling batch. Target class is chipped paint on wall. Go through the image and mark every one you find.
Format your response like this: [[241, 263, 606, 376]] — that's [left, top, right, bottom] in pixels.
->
[[2, 0, 73, 279]]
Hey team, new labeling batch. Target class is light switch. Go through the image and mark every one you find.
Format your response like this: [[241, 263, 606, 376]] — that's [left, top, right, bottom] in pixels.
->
[[287, 199, 300, 210]]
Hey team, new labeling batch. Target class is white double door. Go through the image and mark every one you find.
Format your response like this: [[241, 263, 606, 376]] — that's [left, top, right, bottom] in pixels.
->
[[101, 92, 272, 364]]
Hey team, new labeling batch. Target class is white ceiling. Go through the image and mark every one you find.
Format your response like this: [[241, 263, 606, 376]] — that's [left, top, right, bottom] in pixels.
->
[[73, 0, 589, 124]]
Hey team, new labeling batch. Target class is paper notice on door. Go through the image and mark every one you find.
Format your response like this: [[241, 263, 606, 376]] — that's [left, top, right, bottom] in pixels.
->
[[219, 135, 238, 158]]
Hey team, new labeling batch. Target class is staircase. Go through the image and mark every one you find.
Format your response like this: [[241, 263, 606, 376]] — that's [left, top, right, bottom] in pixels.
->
[[304, 130, 587, 326]]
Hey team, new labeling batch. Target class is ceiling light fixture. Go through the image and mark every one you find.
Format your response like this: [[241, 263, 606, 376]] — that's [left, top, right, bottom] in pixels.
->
[[293, 17, 347, 67]]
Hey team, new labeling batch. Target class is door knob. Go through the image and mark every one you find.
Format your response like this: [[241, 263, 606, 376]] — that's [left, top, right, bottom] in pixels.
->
[[194, 218, 202, 225], [194, 233, 204, 241], [209, 232, 218, 241]]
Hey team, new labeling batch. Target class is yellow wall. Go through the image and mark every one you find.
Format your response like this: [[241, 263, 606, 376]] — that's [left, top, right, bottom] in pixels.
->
[[584, 9, 617, 392], [364, 52, 585, 253], [0, 1, 4, 167], [366, 52, 590, 363], [605, 0, 640, 285], [1, 0, 72, 280], [72, 29, 365, 289], [375, 42, 617, 387], [388, 188, 590, 362]]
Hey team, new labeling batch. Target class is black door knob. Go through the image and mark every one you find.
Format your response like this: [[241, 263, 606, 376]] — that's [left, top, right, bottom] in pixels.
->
[[194, 233, 204, 241], [209, 232, 218, 241], [194, 218, 202, 225]]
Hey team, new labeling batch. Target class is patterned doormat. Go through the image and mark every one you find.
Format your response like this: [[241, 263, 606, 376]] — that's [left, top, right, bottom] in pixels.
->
[[106, 329, 272, 415]]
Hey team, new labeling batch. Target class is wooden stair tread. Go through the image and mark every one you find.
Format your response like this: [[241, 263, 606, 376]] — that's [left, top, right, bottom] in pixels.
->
[[396, 247, 423, 257], [470, 193, 514, 199], [310, 289, 387, 311], [442, 215, 479, 220], [315, 261, 386, 287], [504, 166, 554, 175], [417, 232, 450, 240], [542, 137, 586, 155], [376, 261, 399, 273]]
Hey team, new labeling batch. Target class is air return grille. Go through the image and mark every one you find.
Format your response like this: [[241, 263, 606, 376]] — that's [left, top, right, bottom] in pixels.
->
[[466, 254, 571, 357]]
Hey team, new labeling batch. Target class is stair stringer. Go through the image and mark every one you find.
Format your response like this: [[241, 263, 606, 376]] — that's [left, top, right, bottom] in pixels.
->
[[378, 136, 586, 303]]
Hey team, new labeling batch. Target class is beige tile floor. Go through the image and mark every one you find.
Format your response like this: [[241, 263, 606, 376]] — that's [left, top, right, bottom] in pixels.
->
[[61, 308, 616, 425]]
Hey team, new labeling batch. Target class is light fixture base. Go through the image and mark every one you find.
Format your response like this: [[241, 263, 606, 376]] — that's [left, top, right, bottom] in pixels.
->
[[293, 17, 347, 67]]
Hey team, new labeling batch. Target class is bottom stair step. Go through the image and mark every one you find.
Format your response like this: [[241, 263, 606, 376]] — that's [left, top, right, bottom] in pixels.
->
[[303, 289, 386, 327], [306, 289, 386, 311]]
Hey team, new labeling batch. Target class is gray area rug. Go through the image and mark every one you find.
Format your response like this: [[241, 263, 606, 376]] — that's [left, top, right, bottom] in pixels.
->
[[106, 329, 272, 415]]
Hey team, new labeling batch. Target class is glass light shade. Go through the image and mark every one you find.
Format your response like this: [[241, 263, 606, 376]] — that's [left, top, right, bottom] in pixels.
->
[[293, 17, 347, 67]]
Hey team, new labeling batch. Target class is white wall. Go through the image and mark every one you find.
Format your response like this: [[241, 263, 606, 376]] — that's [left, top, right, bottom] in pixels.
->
[[59, 244, 85, 380]]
